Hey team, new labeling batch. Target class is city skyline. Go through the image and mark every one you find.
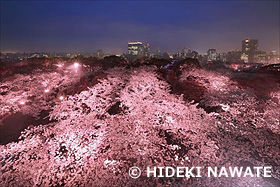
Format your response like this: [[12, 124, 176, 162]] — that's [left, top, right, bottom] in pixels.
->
[[1, 1, 279, 54], [2, 38, 279, 65], [0, 38, 278, 55], [0, 39, 274, 55]]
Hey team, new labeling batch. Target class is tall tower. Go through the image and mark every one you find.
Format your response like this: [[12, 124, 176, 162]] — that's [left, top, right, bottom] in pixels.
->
[[127, 42, 144, 59], [143, 44, 150, 57], [242, 39, 258, 63]]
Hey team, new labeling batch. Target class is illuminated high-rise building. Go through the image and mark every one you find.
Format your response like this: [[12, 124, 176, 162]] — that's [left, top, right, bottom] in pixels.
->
[[127, 42, 144, 58], [242, 39, 258, 62], [207, 49, 217, 61]]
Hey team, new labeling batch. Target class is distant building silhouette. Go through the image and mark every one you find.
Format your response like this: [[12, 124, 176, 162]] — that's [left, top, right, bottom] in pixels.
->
[[144, 44, 150, 57], [227, 50, 242, 62], [96, 49, 103, 58], [182, 47, 191, 58], [154, 47, 160, 55]]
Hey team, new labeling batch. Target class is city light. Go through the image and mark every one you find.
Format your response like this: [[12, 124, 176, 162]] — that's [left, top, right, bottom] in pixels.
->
[[74, 62, 79, 68], [44, 89, 50, 93], [59, 96, 64, 100]]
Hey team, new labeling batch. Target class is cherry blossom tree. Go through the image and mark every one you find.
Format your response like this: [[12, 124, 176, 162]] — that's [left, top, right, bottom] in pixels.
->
[[0, 63, 279, 186]]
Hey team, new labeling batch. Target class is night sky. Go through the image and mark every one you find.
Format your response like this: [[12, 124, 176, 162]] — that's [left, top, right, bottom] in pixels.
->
[[1, 1, 279, 54]]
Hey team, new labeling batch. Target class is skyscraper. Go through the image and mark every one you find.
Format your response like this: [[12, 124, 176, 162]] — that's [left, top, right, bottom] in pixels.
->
[[207, 49, 217, 61], [127, 42, 144, 58], [242, 39, 258, 63], [143, 44, 150, 57]]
